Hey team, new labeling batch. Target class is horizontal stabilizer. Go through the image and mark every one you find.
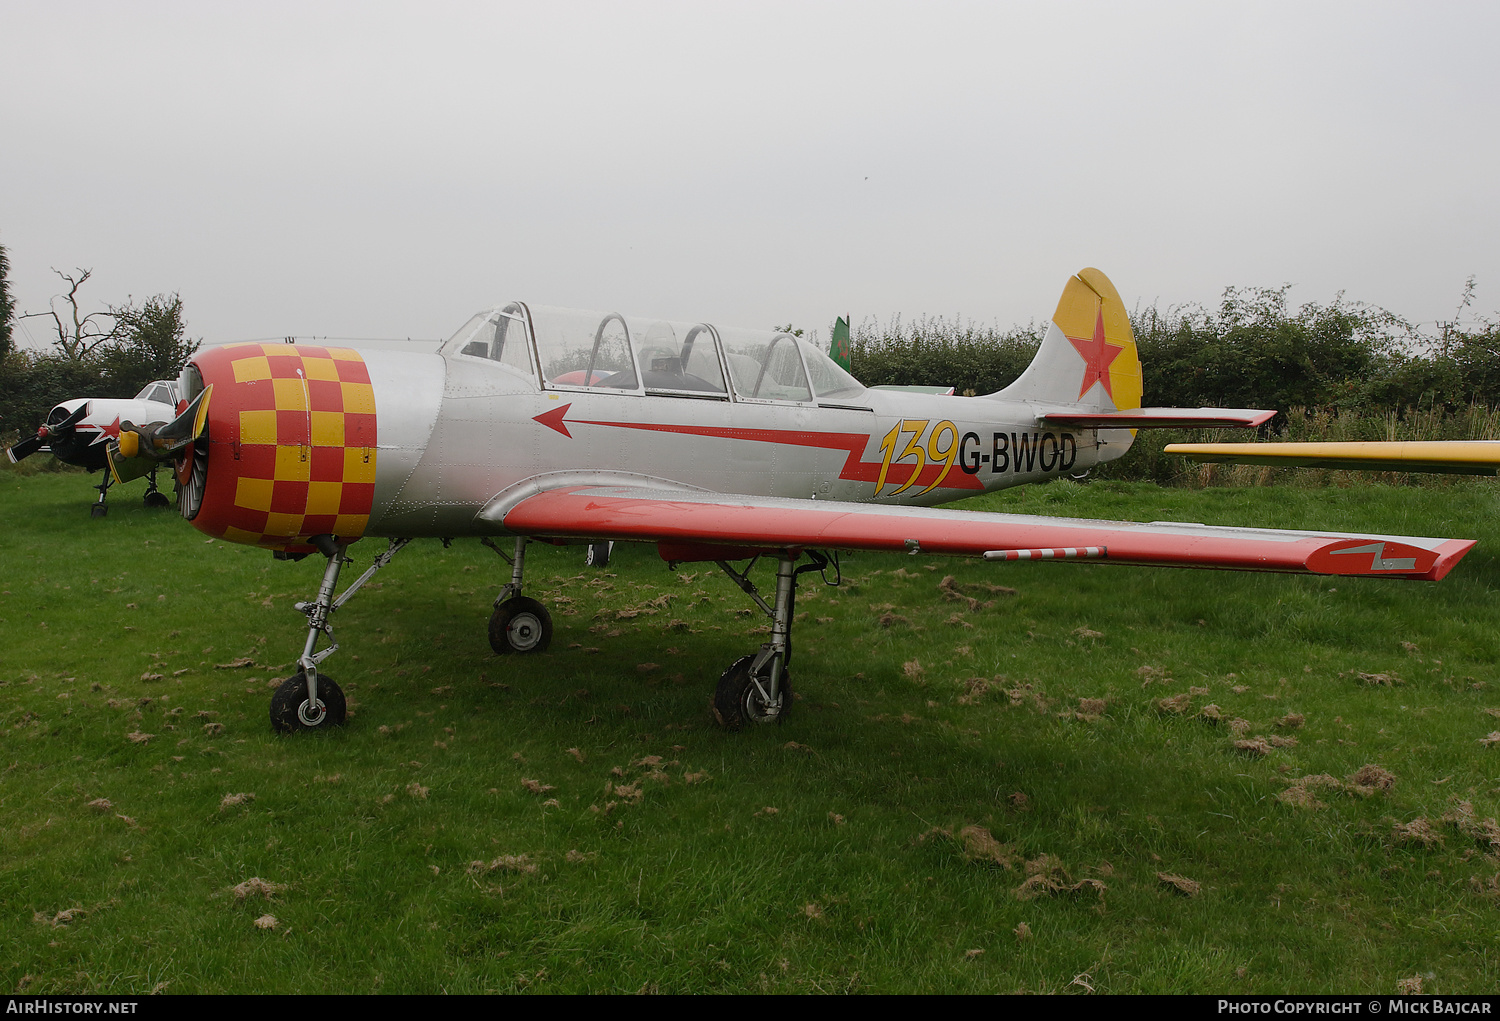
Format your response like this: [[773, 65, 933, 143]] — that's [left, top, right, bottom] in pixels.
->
[[871, 384, 957, 396], [1041, 408, 1275, 429], [486, 483, 1474, 581], [1165, 441, 1500, 476]]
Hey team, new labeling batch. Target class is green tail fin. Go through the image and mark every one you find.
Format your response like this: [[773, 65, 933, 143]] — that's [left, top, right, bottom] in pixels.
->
[[831, 315, 851, 371]]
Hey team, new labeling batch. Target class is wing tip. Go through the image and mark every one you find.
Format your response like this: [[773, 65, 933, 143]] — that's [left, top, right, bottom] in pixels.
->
[[1422, 539, 1478, 581]]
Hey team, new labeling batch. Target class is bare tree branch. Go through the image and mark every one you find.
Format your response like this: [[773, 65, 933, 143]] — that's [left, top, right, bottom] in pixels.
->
[[18, 267, 120, 360]]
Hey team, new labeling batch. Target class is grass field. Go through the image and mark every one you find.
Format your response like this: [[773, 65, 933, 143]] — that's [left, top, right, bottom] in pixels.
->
[[3, 468, 1500, 994]]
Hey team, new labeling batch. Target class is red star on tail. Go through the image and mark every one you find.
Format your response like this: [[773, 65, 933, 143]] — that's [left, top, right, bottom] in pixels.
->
[[1066, 309, 1125, 401]]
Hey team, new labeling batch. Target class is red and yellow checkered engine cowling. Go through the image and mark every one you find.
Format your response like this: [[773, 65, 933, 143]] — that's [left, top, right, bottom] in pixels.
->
[[190, 343, 377, 552]]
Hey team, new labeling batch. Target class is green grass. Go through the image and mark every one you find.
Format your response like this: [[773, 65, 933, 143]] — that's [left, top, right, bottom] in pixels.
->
[[4, 469, 1500, 993]]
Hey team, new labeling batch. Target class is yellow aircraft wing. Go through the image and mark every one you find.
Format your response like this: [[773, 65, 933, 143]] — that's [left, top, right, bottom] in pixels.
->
[[1164, 440, 1500, 476]]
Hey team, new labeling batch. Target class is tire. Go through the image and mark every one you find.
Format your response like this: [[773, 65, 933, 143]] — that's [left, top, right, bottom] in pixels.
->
[[585, 541, 612, 568], [489, 597, 553, 654], [143, 490, 171, 509], [270, 670, 347, 733], [711, 654, 791, 731], [90, 503, 108, 518]]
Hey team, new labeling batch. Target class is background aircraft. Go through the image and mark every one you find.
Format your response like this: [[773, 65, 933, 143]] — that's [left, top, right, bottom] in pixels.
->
[[7, 380, 180, 516], [104, 269, 1477, 734], [1166, 440, 1500, 475]]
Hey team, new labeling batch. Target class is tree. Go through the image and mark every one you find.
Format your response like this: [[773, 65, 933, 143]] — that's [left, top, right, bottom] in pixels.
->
[[102, 293, 200, 395], [22, 268, 118, 360], [0, 240, 14, 359]]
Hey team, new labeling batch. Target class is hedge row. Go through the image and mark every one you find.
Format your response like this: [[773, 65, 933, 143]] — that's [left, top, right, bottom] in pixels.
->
[[849, 285, 1500, 416]]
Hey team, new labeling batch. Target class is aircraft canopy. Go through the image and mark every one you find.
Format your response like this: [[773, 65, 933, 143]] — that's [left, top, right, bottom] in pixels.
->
[[445, 303, 864, 403]]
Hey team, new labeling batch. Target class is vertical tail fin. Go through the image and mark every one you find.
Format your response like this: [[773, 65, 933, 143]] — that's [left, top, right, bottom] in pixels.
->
[[991, 268, 1141, 411], [830, 315, 851, 371]]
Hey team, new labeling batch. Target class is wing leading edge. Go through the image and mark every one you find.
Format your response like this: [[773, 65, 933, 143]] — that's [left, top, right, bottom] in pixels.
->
[[488, 484, 1474, 581], [1165, 441, 1500, 476]]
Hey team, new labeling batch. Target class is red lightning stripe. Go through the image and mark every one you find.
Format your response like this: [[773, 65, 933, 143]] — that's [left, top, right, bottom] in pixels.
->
[[538, 407, 984, 492]]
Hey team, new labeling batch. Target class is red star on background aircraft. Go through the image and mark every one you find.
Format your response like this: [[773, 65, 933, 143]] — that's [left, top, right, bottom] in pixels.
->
[[7, 380, 181, 516]]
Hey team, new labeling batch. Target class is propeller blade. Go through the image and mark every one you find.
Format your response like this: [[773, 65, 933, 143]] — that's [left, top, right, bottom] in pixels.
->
[[55, 404, 90, 432], [6, 405, 88, 462], [6, 434, 44, 462], [106, 385, 213, 484], [155, 386, 212, 445]]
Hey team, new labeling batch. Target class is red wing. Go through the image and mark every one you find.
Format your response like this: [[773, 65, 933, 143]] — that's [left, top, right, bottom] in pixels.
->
[[495, 485, 1474, 581]]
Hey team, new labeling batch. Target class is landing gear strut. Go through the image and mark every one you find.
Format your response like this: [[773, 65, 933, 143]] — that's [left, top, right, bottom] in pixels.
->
[[476, 539, 831, 730], [89, 471, 112, 518], [486, 536, 553, 654], [142, 466, 171, 509], [269, 535, 410, 733], [710, 551, 833, 730]]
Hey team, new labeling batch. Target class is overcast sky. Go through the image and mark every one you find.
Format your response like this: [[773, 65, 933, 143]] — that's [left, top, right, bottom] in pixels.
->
[[3, 0, 1497, 351]]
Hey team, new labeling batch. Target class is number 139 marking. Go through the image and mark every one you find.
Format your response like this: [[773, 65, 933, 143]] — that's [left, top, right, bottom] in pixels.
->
[[875, 419, 959, 497]]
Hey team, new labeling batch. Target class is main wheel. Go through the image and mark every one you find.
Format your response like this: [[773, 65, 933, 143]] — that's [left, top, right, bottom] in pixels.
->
[[711, 654, 791, 730], [584, 541, 613, 568], [270, 670, 347, 733], [489, 597, 553, 654], [90, 503, 108, 518], [143, 490, 171, 509]]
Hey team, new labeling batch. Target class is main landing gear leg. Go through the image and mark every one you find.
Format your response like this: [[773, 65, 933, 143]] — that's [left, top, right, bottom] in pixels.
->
[[711, 551, 836, 730], [487, 536, 553, 654], [269, 535, 411, 733], [710, 553, 821, 729], [142, 466, 171, 509], [90, 471, 112, 518]]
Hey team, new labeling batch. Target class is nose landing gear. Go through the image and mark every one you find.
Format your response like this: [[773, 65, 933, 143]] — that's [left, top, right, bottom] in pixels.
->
[[268, 535, 410, 734]]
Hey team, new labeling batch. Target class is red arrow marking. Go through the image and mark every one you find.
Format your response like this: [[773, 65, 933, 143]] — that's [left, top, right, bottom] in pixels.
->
[[533, 404, 572, 438], [532, 402, 982, 492]]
